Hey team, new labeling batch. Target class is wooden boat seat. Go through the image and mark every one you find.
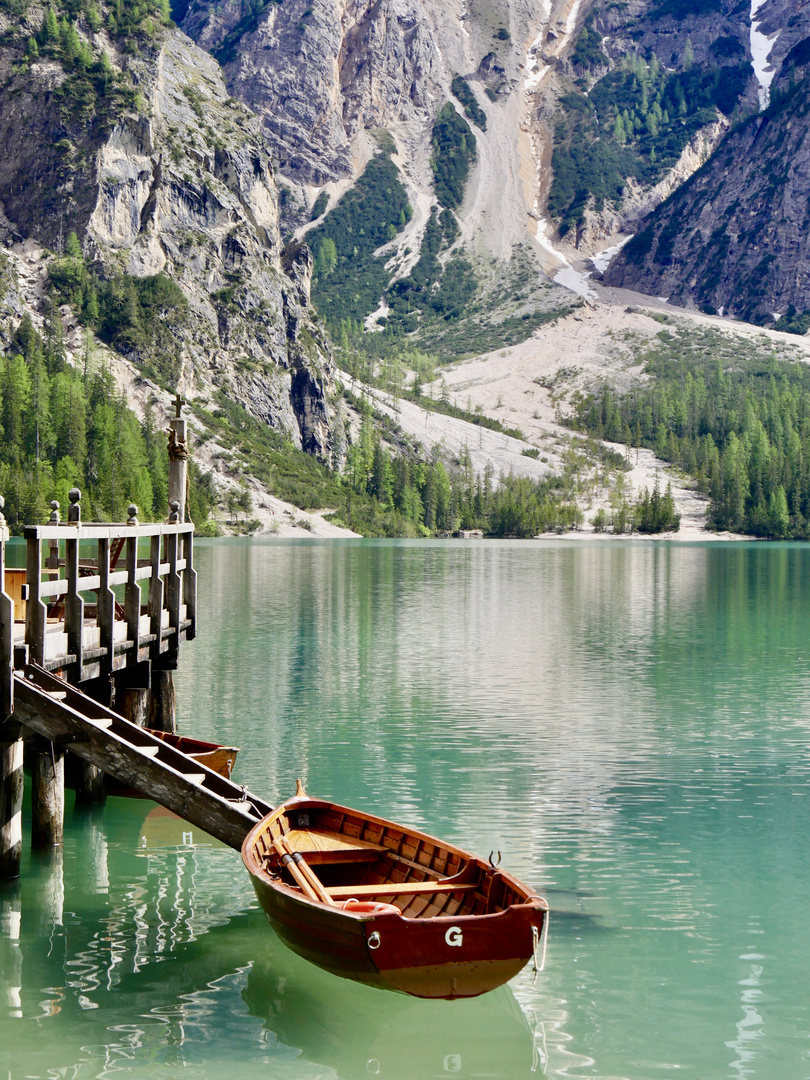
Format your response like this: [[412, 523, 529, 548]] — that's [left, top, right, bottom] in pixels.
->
[[326, 882, 480, 899], [284, 828, 388, 866]]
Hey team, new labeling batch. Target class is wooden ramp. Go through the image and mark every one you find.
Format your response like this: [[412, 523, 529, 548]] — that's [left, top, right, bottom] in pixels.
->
[[13, 664, 272, 850]]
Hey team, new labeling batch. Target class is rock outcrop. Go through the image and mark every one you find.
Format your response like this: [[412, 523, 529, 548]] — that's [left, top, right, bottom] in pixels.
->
[[0, 10, 336, 459], [181, 0, 445, 185], [605, 16, 810, 321]]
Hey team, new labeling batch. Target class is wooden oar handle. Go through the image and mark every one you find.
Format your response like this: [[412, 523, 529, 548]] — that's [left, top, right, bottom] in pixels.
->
[[279, 835, 334, 905], [271, 834, 335, 905], [271, 835, 319, 901]]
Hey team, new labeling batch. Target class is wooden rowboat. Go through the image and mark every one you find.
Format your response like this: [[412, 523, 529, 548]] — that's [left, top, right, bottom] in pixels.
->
[[241, 782, 549, 1000]]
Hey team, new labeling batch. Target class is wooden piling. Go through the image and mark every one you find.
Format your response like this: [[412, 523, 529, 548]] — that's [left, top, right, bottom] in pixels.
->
[[74, 677, 112, 806], [75, 760, 106, 806], [150, 668, 177, 734], [0, 498, 21, 880], [0, 497, 13, 723], [0, 723, 24, 879], [31, 737, 64, 850], [116, 662, 151, 729]]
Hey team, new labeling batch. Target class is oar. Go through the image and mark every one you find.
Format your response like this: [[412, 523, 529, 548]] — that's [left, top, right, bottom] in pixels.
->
[[271, 834, 334, 905], [279, 835, 334, 905], [271, 835, 320, 901]]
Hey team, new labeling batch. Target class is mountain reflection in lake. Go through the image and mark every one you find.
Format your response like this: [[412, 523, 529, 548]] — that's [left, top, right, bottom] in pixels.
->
[[4, 539, 810, 1079]]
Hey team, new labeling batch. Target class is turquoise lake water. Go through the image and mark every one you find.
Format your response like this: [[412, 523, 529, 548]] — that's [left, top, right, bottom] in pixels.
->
[[3, 538, 810, 1079]]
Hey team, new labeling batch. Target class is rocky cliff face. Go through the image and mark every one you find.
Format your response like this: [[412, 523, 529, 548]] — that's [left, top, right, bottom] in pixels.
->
[[0, 7, 335, 459], [177, 0, 809, 332], [180, 0, 455, 186], [604, 3, 810, 323]]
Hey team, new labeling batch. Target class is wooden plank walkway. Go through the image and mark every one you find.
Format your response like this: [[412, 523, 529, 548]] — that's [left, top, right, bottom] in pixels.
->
[[13, 664, 273, 850]]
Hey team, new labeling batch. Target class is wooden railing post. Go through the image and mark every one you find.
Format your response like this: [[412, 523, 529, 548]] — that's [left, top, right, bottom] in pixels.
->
[[183, 529, 197, 641], [125, 533, 140, 654], [165, 531, 180, 666], [64, 533, 83, 682], [0, 498, 23, 879], [73, 535, 115, 807], [148, 534, 163, 663], [25, 530, 46, 667], [97, 537, 114, 679], [0, 498, 13, 722], [167, 395, 188, 523]]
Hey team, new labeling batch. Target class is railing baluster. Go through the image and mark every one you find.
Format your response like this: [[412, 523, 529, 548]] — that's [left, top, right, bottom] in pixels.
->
[[166, 532, 180, 666], [183, 530, 197, 641], [148, 534, 163, 662], [97, 538, 114, 677], [25, 532, 46, 668], [0, 501, 13, 721], [125, 534, 141, 661], [65, 534, 83, 681]]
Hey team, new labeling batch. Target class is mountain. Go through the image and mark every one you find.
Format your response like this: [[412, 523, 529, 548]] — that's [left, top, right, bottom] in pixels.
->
[[604, 16, 810, 327], [0, 0, 336, 460], [175, 0, 810, 337], [4, 0, 810, 541]]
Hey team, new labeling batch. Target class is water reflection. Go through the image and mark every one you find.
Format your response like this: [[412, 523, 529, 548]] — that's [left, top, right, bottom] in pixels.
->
[[6, 541, 810, 1079], [1, 798, 545, 1080], [2, 892, 543, 1080], [243, 934, 541, 1080]]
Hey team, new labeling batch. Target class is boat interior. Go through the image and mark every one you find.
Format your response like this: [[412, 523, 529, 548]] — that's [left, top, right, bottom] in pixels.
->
[[247, 802, 529, 919]]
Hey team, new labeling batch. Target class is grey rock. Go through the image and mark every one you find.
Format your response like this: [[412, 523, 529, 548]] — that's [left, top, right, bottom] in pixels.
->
[[605, 22, 810, 321], [181, 0, 443, 184], [0, 23, 336, 460]]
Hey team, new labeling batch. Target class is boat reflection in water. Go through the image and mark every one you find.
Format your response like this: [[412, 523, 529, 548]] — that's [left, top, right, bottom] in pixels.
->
[[243, 930, 544, 1080]]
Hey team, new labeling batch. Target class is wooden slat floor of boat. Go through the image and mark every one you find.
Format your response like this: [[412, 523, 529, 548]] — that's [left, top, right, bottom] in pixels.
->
[[326, 882, 479, 899]]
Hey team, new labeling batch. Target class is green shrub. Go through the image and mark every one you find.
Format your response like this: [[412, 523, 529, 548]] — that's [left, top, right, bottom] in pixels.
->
[[451, 73, 487, 131], [431, 103, 477, 210], [310, 191, 329, 220]]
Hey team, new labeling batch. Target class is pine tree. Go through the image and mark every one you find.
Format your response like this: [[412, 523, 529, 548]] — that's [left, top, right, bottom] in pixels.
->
[[65, 231, 82, 258]]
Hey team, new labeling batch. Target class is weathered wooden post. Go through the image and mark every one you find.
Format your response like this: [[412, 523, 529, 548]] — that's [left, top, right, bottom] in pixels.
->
[[0, 496, 14, 722], [31, 736, 64, 850], [30, 494, 77, 843], [0, 495, 24, 880], [25, 525, 46, 668], [167, 393, 188, 524], [152, 397, 188, 736], [150, 668, 177, 733], [116, 513, 152, 728]]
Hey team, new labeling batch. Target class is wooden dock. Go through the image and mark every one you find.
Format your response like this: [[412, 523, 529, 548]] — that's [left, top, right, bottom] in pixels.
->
[[0, 401, 274, 879]]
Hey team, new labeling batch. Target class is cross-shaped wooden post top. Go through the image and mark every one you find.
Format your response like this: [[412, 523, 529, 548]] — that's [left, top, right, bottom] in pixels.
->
[[174, 391, 183, 418]]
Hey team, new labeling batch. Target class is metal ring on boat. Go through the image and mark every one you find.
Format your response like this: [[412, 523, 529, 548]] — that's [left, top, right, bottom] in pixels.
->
[[368, 931, 381, 950]]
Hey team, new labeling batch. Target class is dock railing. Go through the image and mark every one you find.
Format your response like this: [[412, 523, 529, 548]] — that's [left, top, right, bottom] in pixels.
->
[[0, 501, 12, 721], [21, 520, 196, 687]]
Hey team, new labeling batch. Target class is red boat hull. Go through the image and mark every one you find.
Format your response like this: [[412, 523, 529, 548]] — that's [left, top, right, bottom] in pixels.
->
[[250, 875, 544, 998], [243, 793, 548, 999]]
